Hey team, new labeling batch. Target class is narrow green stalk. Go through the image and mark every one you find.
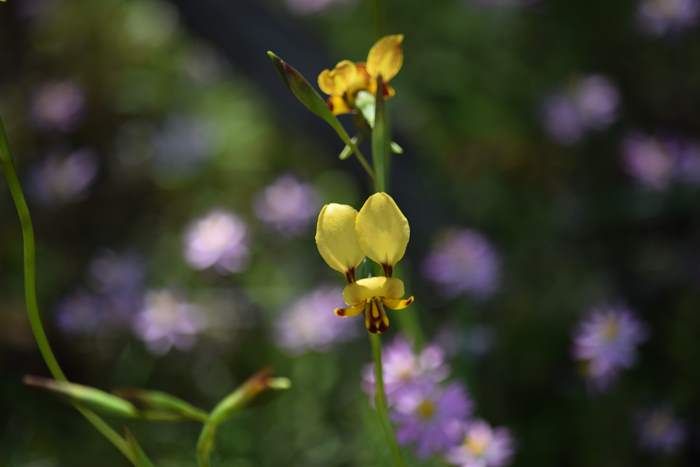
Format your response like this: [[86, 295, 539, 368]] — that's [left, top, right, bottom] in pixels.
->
[[370, 334, 404, 466], [0, 118, 142, 465]]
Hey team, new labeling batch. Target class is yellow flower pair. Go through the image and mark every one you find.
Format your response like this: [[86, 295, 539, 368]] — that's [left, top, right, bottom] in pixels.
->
[[315, 192, 414, 333], [318, 34, 404, 116]]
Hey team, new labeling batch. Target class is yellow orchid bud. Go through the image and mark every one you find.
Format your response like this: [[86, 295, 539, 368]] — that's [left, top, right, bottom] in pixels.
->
[[355, 192, 410, 267], [315, 203, 364, 275], [366, 34, 404, 82]]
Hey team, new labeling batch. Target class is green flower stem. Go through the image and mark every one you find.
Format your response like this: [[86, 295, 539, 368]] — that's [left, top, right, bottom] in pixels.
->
[[370, 334, 405, 467], [0, 118, 142, 465], [368, 77, 405, 467]]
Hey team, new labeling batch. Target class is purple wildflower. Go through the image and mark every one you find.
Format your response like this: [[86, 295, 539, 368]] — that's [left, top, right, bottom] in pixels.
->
[[423, 229, 501, 300], [638, 0, 699, 35], [637, 407, 687, 455], [446, 420, 515, 467], [275, 286, 357, 354], [31, 81, 85, 132], [393, 383, 472, 459], [133, 289, 205, 355], [55, 290, 103, 335], [183, 209, 250, 274], [29, 149, 98, 205], [541, 75, 619, 145], [573, 75, 619, 130], [622, 133, 677, 190], [572, 305, 648, 390], [363, 336, 450, 400], [253, 175, 320, 235]]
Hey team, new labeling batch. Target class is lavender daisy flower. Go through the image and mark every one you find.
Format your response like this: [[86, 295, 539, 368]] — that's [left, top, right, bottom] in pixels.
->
[[638, 0, 699, 35], [573, 75, 619, 130], [393, 383, 472, 459], [637, 407, 687, 455], [423, 229, 501, 300], [572, 305, 648, 390], [541, 75, 619, 144], [183, 209, 250, 274], [446, 420, 515, 467], [275, 286, 357, 354], [31, 81, 85, 132], [133, 289, 205, 355], [363, 336, 450, 401], [29, 149, 98, 205], [622, 133, 676, 191], [253, 175, 320, 235]]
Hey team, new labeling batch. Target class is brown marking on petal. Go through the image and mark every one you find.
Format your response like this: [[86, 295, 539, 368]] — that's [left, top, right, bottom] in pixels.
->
[[334, 307, 346, 317], [345, 268, 356, 284], [382, 264, 393, 277]]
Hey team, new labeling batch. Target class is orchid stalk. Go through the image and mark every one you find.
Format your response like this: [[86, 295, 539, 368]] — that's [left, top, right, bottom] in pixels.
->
[[268, 33, 416, 467]]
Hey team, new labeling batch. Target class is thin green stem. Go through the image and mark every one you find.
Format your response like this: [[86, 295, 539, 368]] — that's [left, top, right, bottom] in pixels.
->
[[0, 118, 140, 465], [370, 334, 405, 467]]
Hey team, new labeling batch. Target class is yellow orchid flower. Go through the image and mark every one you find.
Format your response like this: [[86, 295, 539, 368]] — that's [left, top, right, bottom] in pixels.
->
[[314, 192, 413, 333], [317, 34, 404, 116]]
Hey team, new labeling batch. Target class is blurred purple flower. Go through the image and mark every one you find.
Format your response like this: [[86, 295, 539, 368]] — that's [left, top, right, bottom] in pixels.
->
[[89, 251, 145, 294], [363, 336, 450, 401], [183, 209, 250, 274], [622, 133, 677, 191], [55, 290, 102, 335], [275, 285, 357, 354], [88, 250, 145, 323], [29, 149, 98, 205], [637, 406, 687, 454], [253, 175, 320, 235], [31, 81, 85, 132], [286, 0, 353, 14], [541, 75, 619, 145], [393, 383, 472, 459], [446, 420, 515, 467], [638, 0, 699, 35], [423, 229, 501, 300], [674, 141, 700, 184], [541, 94, 585, 145], [133, 289, 205, 354], [572, 305, 648, 390], [573, 75, 619, 129]]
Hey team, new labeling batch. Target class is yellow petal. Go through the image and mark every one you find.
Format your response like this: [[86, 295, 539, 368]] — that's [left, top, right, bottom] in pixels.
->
[[315, 203, 364, 274], [334, 303, 365, 318], [382, 296, 414, 311], [328, 95, 351, 115], [342, 277, 405, 305], [366, 34, 404, 82], [317, 60, 357, 96], [355, 192, 410, 267]]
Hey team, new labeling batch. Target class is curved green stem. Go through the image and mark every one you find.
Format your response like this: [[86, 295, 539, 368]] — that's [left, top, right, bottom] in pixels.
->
[[0, 118, 142, 465]]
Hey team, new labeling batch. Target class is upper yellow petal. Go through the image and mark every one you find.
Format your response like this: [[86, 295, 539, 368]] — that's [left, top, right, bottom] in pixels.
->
[[366, 34, 404, 82], [315, 203, 364, 274], [355, 192, 410, 267], [317, 60, 357, 96]]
